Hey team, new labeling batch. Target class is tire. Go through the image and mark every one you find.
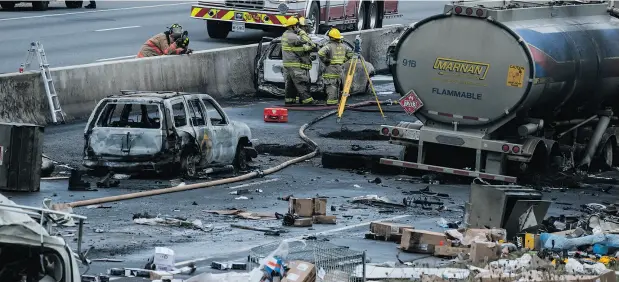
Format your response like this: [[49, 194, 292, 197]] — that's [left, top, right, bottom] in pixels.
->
[[65, 1, 83, 8], [206, 20, 231, 39], [180, 152, 199, 179], [356, 2, 368, 31], [368, 1, 382, 29], [307, 2, 321, 34], [233, 142, 249, 171], [0, 2, 16, 9], [32, 1, 49, 11]]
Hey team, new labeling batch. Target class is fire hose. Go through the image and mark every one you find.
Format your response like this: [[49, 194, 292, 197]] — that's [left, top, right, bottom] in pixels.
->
[[63, 100, 389, 208]]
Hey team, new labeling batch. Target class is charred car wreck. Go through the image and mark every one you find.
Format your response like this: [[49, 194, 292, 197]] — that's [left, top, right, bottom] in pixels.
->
[[83, 91, 257, 177], [254, 34, 376, 98]]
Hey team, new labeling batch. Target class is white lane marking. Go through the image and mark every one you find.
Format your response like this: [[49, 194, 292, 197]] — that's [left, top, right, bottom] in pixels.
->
[[227, 178, 279, 190], [382, 24, 400, 28], [95, 25, 140, 32], [174, 214, 412, 267], [0, 2, 193, 22], [96, 55, 135, 62]]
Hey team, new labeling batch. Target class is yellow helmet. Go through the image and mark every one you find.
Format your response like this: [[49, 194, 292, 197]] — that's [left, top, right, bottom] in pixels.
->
[[299, 17, 307, 26], [328, 28, 343, 40], [284, 17, 299, 27]]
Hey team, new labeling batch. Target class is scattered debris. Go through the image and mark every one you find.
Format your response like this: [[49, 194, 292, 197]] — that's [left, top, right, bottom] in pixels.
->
[[207, 209, 277, 220], [230, 224, 285, 236], [352, 195, 406, 208], [133, 214, 213, 231], [86, 204, 112, 209], [235, 196, 249, 200], [96, 172, 120, 188], [368, 177, 382, 184]]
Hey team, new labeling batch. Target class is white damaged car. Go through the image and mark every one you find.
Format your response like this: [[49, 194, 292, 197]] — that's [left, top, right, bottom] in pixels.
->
[[254, 34, 375, 98]]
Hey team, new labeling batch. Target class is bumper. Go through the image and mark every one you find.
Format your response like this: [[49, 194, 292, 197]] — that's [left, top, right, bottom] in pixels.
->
[[190, 5, 297, 27], [379, 158, 518, 183], [83, 157, 174, 173]]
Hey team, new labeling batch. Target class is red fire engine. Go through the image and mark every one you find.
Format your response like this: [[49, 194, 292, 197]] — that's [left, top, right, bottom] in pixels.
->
[[190, 0, 400, 39]]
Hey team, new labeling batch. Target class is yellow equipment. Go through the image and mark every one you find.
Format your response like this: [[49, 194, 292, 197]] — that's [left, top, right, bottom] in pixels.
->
[[299, 17, 307, 26], [336, 35, 384, 122], [284, 17, 299, 27]]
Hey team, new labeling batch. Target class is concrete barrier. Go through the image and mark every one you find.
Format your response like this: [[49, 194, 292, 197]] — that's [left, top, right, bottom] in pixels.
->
[[0, 25, 404, 125]]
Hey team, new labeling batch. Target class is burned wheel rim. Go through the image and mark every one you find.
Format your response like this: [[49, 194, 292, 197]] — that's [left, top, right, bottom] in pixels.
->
[[235, 148, 248, 171], [183, 154, 197, 178]]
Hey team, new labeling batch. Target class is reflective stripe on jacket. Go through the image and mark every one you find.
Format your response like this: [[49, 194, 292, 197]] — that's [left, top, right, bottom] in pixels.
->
[[318, 41, 354, 78], [137, 33, 173, 58], [282, 29, 313, 70]]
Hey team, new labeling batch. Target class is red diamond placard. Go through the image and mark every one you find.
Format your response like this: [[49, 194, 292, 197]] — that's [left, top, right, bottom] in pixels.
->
[[399, 90, 424, 115]]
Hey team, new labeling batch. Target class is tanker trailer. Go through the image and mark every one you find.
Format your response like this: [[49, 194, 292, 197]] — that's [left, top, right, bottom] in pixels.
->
[[379, 1, 619, 183]]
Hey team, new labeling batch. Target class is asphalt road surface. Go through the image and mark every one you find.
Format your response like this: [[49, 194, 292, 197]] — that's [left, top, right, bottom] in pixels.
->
[[0, 1, 448, 73]]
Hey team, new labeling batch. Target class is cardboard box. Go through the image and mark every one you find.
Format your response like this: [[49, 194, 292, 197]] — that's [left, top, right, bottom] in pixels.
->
[[289, 198, 314, 217], [400, 229, 447, 254], [289, 198, 327, 217], [313, 215, 336, 224], [370, 222, 413, 242], [470, 242, 500, 263], [293, 218, 313, 227], [153, 247, 175, 271], [433, 245, 470, 258], [282, 261, 315, 282], [313, 198, 327, 216]]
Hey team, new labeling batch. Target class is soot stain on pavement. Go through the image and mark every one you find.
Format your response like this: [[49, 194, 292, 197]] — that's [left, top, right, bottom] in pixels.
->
[[319, 129, 389, 141], [255, 143, 313, 157]]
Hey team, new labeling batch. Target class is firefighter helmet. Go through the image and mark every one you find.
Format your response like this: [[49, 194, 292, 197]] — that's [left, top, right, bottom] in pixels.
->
[[327, 28, 343, 40], [283, 17, 299, 27], [168, 24, 183, 38]]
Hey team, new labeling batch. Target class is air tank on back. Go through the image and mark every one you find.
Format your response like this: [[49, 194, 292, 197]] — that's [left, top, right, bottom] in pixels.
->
[[388, 1, 619, 130]]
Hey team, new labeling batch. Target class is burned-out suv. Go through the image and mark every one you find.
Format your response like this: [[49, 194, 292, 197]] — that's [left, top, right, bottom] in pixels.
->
[[83, 91, 257, 177]]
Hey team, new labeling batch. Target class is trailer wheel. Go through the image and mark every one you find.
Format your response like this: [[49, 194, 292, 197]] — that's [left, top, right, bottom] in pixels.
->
[[368, 1, 382, 29], [207, 21, 231, 39], [0, 2, 16, 9], [307, 2, 321, 34], [32, 1, 49, 11], [356, 2, 368, 31], [66, 1, 83, 8]]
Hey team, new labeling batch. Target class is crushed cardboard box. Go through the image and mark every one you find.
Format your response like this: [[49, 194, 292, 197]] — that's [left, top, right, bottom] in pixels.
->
[[400, 229, 448, 254], [369, 222, 413, 242], [293, 218, 313, 227], [433, 245, 470, 258], [313, 215, 336, 224], [470, 242, 500, 263]]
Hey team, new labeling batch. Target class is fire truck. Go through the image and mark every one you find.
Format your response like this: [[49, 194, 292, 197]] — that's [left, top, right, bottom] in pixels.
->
[[190, 0, 400, 39]]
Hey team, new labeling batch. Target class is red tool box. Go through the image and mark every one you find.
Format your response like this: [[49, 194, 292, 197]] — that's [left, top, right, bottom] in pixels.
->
[[264, 108, 288, 123]]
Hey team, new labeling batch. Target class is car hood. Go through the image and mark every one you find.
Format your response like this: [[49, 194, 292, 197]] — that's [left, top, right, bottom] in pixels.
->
[[0, 194, 66, 247]]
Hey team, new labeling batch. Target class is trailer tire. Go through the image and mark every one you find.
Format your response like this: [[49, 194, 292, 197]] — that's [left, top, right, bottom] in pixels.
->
[[207, 21, 231, 39], [66, 1, 83, 8], [368, 1, 382, 29], [308, 2, 321, 34], [32, 1, 49, 11], [356, 2, 368, 31], [0, 2, 16, 9]]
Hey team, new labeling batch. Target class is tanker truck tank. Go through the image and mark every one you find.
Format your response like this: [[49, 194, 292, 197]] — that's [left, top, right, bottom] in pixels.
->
[[388, 2, 619, 131]]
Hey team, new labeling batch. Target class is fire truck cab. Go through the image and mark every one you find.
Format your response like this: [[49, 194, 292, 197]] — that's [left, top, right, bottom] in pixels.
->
[[190, 0, 400, 39]]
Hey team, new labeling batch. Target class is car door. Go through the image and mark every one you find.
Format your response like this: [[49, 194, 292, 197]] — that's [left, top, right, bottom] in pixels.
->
[[200, 96, 237, 164], [263, 43, 284, 83], [168, 98, 197, 151], [185, 96, 215, 165], [264, 41, 320, 84]]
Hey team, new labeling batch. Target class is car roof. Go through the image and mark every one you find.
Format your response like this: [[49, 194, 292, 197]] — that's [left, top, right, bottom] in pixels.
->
[[105, 91, 215, 101]]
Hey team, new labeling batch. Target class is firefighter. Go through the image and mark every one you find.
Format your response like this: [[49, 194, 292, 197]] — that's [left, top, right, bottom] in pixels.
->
[[298, 17, 317, 48], [282, 17, 318, 105], [137, 24, 189, 58], [318, 28, 354, 105]]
